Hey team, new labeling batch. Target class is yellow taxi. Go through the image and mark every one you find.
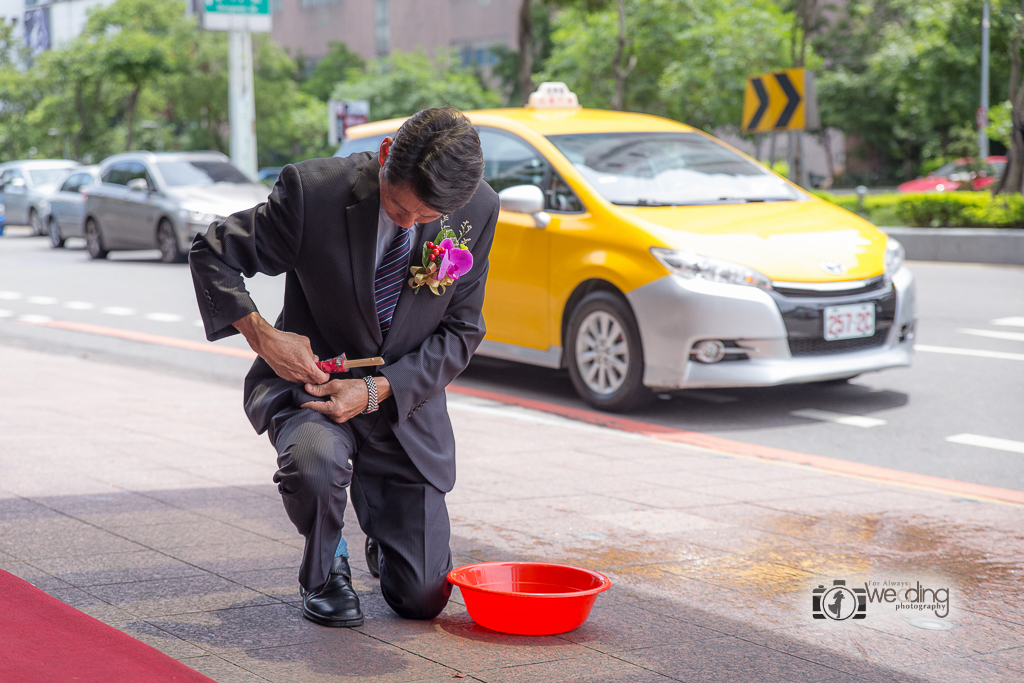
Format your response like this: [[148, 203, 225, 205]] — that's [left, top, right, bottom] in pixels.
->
[[335, 83, 916, 411]]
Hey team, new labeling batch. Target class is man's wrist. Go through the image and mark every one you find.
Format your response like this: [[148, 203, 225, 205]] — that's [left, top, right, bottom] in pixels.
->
[[232, 312, 270, 355]]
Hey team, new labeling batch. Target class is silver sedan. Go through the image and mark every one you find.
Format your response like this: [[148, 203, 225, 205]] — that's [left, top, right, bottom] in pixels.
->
[[84, 151, 270, 263], [0, 159, 82, 235]]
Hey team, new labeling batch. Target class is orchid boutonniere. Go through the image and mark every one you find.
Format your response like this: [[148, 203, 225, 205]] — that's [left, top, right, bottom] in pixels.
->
[[408, 215, 474, 295]]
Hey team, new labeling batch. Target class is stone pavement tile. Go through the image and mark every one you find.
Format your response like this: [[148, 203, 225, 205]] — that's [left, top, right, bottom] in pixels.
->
[[904, 657, 1023, 683], [470, 652, 671, 683], [166, 539, 301, 574], [0, 496, 61, 521], [85, 509, 213, 529], [660, 553, 814, 590], [558, 601, 720, 653], [31, 490, 184, 518], [616, 635, 846, 683], [607, 486, 736, 509], [42, 586, 139, 625], [147, 602, 317, 654], [219, 636, 457, 682], [759, 490, 948, 516], [976, 647, 1024, 672], [85, 573, 279, 619], [113, 520, 274, 551], [862, 609, 1024, 659], [759, 474, 886, 499], [29, 548, 207, 586], [624, 468, 743, 490], [0, 517, 145, 559], [0, 559, 73, 590], [739, 623, 926, 673], [119, 620, 212, 659], [177, 655, 269, 683], [220, 567, 303, 603]]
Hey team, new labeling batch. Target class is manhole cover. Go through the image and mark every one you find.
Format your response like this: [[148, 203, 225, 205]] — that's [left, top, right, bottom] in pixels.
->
[[908, 617, 954, 631]]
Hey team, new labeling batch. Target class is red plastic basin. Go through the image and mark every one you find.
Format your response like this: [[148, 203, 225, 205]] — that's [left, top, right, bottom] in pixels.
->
[[447, 562, 611, 635]]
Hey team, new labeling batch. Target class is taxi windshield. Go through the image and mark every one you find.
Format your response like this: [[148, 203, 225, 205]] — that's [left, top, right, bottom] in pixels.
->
[[547, 132, 802, 206]]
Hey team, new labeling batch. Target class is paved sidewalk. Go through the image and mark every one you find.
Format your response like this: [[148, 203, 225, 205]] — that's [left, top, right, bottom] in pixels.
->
[[1, 345, 1023, 682]]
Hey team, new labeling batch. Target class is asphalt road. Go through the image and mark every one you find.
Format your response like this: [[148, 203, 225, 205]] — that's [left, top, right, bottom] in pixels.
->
[[2, 227, 1022, 492]]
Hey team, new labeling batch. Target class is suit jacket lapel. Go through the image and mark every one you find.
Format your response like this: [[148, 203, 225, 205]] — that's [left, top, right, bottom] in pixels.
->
[[345, 159, 383, 346]]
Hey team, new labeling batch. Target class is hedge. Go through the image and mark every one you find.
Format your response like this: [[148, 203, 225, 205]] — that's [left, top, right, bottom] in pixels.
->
[[813, 191, 1024, 229]]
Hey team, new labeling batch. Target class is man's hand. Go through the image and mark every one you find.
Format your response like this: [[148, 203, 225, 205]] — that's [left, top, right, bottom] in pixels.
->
[[301, 379, 369, 424], [233, 312, 329, 385], [301, 377, 394, 424]]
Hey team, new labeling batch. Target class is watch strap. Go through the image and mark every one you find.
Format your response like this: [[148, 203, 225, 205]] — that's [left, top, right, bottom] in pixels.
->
[[362, 376, 379, 414]]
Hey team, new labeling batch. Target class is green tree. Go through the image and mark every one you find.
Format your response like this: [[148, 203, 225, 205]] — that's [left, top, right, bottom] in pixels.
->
[[301, 41, 364, 102], [331, 50, 499, 122]]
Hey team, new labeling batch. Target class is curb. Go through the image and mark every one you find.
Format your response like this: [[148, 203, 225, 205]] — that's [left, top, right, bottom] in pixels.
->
[[880, 226, 1024, 265]]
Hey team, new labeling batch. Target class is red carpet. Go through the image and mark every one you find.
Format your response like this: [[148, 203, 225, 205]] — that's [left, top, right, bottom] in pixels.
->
[[0, 570, 215, 682]]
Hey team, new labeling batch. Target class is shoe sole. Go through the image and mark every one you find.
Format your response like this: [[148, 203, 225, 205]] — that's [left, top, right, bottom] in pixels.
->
[[301, 607, 364, 628]]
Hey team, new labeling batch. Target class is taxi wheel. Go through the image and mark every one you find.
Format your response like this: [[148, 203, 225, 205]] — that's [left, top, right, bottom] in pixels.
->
[[48, 217, 65, 248], [30, 209, 45, 236], [566, 291, 653, 412]]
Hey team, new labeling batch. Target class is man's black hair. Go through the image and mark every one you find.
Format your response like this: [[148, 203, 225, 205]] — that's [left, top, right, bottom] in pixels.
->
[[381, 106, 485, 214]]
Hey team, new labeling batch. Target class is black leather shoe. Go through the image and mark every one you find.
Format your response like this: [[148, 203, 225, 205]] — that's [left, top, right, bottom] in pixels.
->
[[365, 537, 381, 579], [301, 556, 363, 627]]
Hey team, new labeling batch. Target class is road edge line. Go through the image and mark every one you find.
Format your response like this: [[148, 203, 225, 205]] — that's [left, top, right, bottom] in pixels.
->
[[22, 320, 256, 359], [447, 385, 1024, 507]]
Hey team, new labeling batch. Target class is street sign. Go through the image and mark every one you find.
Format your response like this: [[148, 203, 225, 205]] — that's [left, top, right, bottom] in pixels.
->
[[742, 68, 819, 133], [201, 0, 270, 32], [327, 100, 371, 147]]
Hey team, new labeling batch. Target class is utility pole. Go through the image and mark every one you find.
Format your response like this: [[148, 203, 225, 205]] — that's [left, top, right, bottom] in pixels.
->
[[979, 0, 991, 160], [228, 30, 258, 180]]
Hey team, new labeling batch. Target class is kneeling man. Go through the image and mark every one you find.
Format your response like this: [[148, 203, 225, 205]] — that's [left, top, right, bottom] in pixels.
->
[[190, 107, 496, 625]]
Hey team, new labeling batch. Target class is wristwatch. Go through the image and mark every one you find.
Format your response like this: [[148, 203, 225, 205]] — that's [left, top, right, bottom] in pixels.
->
[[362, 376, 379, 414]]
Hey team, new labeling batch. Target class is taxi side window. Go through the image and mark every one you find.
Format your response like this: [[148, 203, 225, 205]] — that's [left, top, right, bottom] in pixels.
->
[[478, 127, 584, 213], [336, 134, 392, 158], [103, 163, 132, 186], [61, 174, 85, 193]]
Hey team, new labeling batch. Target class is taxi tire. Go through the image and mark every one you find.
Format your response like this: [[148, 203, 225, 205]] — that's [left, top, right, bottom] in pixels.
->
[[566, 291, 653, 413], [158, 219, 186, 264], [85, 218, 108, 260]]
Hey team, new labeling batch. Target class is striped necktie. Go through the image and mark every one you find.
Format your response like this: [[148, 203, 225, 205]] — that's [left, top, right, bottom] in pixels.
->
[[374, 226, 412, 338]]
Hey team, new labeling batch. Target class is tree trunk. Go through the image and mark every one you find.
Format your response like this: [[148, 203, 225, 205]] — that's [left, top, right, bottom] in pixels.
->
[[1002, 4, 1024, 194], [517, 0, 533, 105], [819, 128, 835, 185], [124, 84, 141, 151], [611, 0, 636, 111]]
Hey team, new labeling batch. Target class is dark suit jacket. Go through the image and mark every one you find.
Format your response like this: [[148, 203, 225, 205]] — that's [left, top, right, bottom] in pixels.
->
[[189, 153, 499, 492]]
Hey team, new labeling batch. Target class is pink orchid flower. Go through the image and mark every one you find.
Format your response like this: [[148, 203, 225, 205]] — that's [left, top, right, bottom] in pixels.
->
[[436, 238, 473, 281]]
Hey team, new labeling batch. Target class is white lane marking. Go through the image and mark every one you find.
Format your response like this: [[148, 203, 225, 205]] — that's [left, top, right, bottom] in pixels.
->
[[26, 296, 57, 305], [144, 312, 183, 322], [946, 433, 1024, 455], [992, 317, 1024, 327], [0, 309, 13, 318], [958, 328, 1024, 343], [101, 306, 136, 316], [790, 408, 887, 428], [16, 314, 53, 323], [64, 301, 95, 310], [915, 344, 1024, 362], [0, 291, 22, 300]]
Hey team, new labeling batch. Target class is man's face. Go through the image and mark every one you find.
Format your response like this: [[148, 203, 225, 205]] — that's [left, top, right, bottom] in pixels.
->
[[378, 138, 443, 229]]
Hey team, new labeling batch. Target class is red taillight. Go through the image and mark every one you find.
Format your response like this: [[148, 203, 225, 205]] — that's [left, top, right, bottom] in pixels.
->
[[82, 191, 88, 200]]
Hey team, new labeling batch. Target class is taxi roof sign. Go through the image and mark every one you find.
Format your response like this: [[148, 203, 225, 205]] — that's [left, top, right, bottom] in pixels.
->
[[527, 82, 580, 109]]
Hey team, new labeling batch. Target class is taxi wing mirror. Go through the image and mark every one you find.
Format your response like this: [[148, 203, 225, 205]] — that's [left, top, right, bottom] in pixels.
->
[[498, 184, 550, 228], [127, 178, 150, 192], [9, 177, 26, 189]]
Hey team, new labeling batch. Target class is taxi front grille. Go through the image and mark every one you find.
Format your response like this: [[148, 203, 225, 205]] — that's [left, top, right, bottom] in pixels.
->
[[788, 329, 890, 357], [772, 275, 887, 299]]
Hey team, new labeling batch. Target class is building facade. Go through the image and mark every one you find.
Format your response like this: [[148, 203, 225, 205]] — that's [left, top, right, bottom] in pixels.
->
[[1, 0, 114, 61], [269, 0, 522, 68]]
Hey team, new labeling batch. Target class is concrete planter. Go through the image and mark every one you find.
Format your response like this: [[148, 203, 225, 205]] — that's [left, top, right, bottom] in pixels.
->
[[880, 227, 1024, 265]]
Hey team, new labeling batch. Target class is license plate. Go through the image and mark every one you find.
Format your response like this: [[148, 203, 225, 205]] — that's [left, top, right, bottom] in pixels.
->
[[824, 303, 875, 341]]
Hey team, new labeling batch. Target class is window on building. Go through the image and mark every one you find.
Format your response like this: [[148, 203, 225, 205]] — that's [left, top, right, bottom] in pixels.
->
[[374, 0, 390, 56]]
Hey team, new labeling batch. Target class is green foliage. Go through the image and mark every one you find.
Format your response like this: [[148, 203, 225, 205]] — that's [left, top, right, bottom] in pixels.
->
[[332, 50, 500, 122], [536, 0, 794, 131], [815, 191, 1024, 228], [771, 160, 790, 179], [986, 100, 1012, 148], [815, 0, 1011, 181], [301, 42, 365, 102]]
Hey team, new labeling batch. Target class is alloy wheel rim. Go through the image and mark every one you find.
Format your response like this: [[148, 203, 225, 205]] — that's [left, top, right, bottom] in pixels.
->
[[31, 212, 42, 235], [575, 310, 629, 396], [159, 224, 175, 260], [86, 223, 99, 255], [49, 221, 59, 246]]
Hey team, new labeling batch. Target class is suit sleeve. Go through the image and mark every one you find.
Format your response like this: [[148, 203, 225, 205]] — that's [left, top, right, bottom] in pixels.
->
[[380, 198, 498, 425], [189, 164, 305, 341]]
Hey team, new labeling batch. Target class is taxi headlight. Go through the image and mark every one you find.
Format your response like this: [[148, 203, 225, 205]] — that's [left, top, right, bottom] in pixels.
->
[[884, 237, 905, 274], [650, 247, 773, 291]]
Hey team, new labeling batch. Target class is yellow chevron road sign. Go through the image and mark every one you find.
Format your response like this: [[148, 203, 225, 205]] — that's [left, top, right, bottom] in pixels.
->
[[742, 68, 819, 133]]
